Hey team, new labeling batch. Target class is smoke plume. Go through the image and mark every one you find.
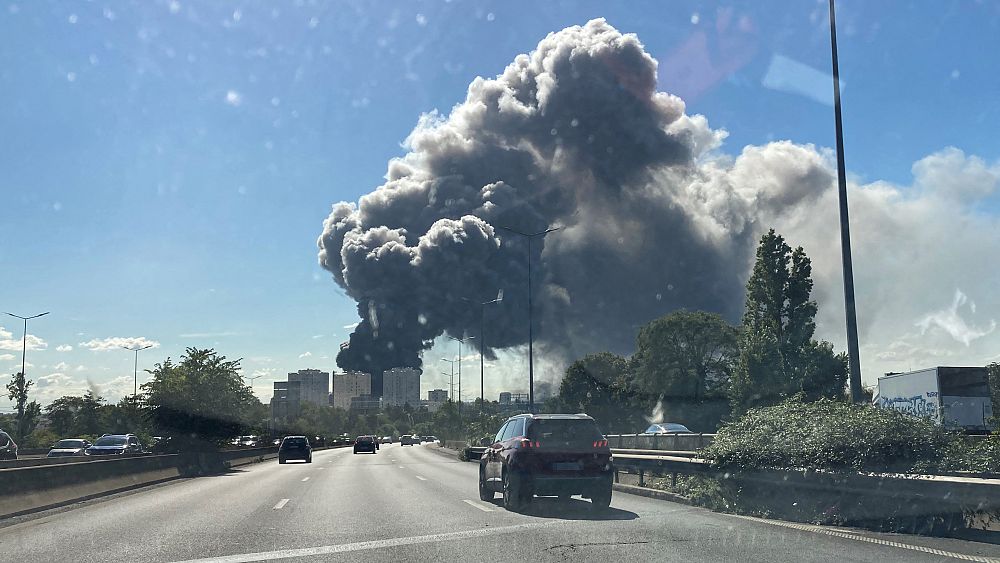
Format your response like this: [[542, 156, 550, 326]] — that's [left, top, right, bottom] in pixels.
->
[[318, 19, 834, 381]]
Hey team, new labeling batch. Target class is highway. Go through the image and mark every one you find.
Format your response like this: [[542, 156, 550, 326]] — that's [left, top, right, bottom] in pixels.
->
[[2, 444, 1000, 562]]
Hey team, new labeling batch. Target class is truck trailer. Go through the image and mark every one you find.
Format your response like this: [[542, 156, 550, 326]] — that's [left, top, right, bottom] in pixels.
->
[[875, 367, 993, 432]]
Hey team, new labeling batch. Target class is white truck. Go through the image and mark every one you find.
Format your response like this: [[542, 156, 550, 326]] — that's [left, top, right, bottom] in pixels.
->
[[875, 367, 994, 432]]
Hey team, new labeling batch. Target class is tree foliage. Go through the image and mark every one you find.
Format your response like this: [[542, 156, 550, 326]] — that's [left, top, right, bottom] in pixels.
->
[[6, 372, 39, 441], [142, 348, 260, 450], [730, 230, 847, 413], [558, 352, 647, 433]]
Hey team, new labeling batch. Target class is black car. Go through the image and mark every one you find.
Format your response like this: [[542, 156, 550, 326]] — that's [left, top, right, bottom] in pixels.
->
[[399, 434, 415, 446], [0, 429, 17, 460], [86, 434, 144, 456], [278, 436, 312, 464], [353, 435, 377, 454], [479, 413, 613, 512]]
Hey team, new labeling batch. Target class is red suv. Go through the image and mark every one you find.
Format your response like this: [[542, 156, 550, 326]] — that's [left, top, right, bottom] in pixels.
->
[[478, 413, 613, 512]]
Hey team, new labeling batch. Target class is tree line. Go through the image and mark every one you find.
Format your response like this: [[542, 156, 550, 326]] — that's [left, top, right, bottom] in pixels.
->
[[4, 229, 849, 449]]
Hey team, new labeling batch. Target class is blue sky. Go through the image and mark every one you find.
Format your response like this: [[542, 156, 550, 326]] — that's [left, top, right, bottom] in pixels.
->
[[3, 0, 1000, 410]]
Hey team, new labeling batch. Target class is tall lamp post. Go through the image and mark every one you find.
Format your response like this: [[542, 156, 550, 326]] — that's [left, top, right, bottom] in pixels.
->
[[4, 311, 49, 383], [446, 335, 474, 416], [498, 225, 561, 410], [122, 344, 153, 398], [440, 358, 457, 417], [828, 0, 864, 402], [462, 290, 503, 415]]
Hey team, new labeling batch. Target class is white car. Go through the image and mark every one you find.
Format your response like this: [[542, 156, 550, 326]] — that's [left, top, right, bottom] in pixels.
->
[[644, 423, 692, 434], [47, 439, 92, 457]]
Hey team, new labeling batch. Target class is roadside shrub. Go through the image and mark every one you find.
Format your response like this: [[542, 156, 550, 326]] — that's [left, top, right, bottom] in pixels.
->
[[703, 396, 956, 473]]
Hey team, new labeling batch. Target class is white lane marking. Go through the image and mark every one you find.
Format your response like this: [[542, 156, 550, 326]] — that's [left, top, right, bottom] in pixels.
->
[[272, 499, 289, 510], [317, 467, 325, 470], [728, 514, 1000, 562], [170, 520, 565, 563], [301, 477, 310, 482], [415, 475, 427, 481], [398, 465, 405, 469], [462, 499, 494, 512], [391, 459, 397, 462]]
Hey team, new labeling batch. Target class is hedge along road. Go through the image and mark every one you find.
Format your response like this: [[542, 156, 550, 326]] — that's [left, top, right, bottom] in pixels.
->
[[2, 443, 1000, 562]]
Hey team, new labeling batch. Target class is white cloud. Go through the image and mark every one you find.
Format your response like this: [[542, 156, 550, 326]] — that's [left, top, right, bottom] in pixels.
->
[[75, 365, 86, 372], [79, 336, 160, 352], [0, 326, 47, 351], [53, 361, 69, 371], [56, 344, 73, 352], [0, 353, 13, 361], [762, 147, 1000, 382], [298, 351, 312, 359], [312, 334, 325, 339], [916, 289, 996, 346], [343, 322, 359, 330]]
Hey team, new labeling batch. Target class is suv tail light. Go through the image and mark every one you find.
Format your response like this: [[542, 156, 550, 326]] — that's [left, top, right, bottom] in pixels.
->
[[592, 439, 608, 448], [518, 439, 540, 448]]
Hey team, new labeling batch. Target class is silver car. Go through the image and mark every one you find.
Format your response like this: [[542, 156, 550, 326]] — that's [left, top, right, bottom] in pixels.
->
[[47, 439, 92, 457]]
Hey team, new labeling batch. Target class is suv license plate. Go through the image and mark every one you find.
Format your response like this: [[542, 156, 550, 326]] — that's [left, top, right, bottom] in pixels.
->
[[552, 462, 583, 471]]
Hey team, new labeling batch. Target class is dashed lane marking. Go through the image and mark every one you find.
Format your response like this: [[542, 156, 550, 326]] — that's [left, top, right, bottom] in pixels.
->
[[462, 499, 495, 512], [170, 520, 566, 562], [415, 475, 427, 481], [301, 477, 310, 482], [272, 499, 289, 510]]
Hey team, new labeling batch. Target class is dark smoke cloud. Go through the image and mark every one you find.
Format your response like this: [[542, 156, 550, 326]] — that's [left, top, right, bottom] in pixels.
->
[[318, 19, 833, 382]]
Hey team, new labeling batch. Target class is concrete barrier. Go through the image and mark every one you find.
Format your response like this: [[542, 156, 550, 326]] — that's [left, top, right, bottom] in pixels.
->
[[0, 445, 349, 519], [0, 454, 183, 518]]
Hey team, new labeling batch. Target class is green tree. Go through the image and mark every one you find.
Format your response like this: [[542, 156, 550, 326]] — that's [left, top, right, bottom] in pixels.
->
[[6, 372, 36, 441], [142, 348, 260, 450], [731, 230, 848, 413], [632, 310, 738, 400], [46, 395, 85, 437], [558, 352, 645, 433]]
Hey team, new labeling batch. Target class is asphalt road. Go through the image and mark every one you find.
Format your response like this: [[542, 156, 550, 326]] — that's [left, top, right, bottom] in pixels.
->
[[2, 443, 1000, 562]]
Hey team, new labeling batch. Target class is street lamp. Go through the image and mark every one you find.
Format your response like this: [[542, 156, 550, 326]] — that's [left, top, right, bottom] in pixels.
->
[[440, 358, 457, 415], [498, 225, 561, 410], [243, 374, 263, 397], [828, 0, 864, 402], [462, 290, 503, 414], [3, 311, 48, 382], [122, 344, 153, 398], [446, 335, 475, 417]]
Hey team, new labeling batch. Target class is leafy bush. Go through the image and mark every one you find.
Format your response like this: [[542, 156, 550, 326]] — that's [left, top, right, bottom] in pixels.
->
[[703, 396, 956, 473]]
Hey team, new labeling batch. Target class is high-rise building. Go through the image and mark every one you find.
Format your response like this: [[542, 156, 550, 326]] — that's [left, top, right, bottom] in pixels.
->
[[382, 367, 421, 407], [271, 380, 302, 420], [287, 369, 329, 408], [499, 392, 512, 404], [332, 371, 371, 410], [428, 389, 448, 403], [350, 393, 381, 414]]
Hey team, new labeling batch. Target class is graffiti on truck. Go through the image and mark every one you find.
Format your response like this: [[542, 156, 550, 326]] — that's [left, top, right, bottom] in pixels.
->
[[878, 395, 938, 418]]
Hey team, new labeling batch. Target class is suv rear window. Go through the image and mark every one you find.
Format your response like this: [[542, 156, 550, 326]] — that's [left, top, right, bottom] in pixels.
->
[[357, 436, 373, 443], [283, 438, 307, 446], [527, 419, 603, 443]]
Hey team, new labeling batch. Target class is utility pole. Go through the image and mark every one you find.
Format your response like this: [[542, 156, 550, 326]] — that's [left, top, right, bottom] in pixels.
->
[[122, 344, 154, 398], [829, 0, 864, 402], [4, 311, 48, 384], [498, 226, 561, 411], [462, 290, 503, 416], [441, 358, 456, 415], [446, 335, 474, 417]]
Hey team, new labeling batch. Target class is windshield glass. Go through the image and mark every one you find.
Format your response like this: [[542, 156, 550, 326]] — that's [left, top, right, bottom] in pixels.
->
[[528, 419, 603, 443], [54, 440, 85, 448], [94, 437, 127, 446], [3, 3, 1000, 561]]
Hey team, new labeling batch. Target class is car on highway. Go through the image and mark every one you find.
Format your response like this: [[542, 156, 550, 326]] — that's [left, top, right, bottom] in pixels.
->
[[0, 429, 17, 460], [380, 436, 392, 444], [479, 413, 613, 512], [47, 439, 92, 457], [278, 436, 312, 464], [353, 435, 377, 454], [86, 434, 144, 457], [644, 423, 692, 434], [399, 434, 416, 446]]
